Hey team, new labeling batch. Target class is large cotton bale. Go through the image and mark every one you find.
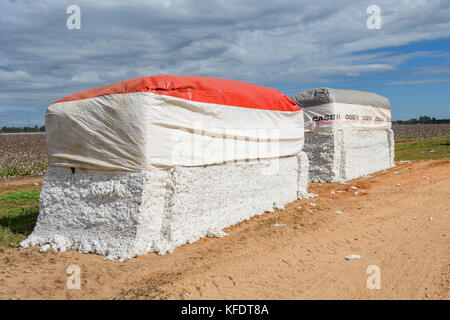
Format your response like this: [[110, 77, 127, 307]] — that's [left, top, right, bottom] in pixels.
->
[[22, 75, 309, 260], [290, 88, 394, 182]]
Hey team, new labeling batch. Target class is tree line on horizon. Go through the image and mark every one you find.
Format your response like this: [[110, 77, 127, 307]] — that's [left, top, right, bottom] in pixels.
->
[[0, 125, 45, 133], [392, 116, 450, 124], [0, 116, 449, 133]]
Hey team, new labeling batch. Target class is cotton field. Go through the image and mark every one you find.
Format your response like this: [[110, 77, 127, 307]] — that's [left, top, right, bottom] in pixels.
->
[[393, 124, 450, 139], [0, 133, 48, 178]]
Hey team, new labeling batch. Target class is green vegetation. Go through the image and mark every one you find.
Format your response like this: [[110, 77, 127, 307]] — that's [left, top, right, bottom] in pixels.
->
[[0, 165, 47, 178], [392, 116, 450, 124], [0, 190, 40, 204], [0, 190, 40, 248], [0, 125, 45, 133], [395, 136, 450, 161]]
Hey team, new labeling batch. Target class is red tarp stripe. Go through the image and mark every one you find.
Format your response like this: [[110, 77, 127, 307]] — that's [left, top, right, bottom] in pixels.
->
[[53, 75, 300, 112]]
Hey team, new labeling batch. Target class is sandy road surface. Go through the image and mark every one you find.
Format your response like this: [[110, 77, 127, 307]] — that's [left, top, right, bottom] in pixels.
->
[[0, 160, 449, 299], [0, 176, 43, 196]]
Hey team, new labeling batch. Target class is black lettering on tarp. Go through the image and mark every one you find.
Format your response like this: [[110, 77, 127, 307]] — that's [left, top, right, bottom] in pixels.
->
[[312, 114, 339, 122]]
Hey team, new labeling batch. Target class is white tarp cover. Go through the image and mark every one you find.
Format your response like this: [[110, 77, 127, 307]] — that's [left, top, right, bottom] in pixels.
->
[[290, 88, 391, 132], [47, 75, 304, 171]]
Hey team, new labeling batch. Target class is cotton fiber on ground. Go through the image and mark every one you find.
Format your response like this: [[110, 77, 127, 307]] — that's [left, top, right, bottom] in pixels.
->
[[290, 88, 394, 182], [22, 75, 309, 260]]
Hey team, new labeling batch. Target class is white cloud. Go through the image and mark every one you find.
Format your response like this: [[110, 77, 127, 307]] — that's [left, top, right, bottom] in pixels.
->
[[388, 78, 450, 85], [70, 71, 102, 84], [0, 69, 31, 81]]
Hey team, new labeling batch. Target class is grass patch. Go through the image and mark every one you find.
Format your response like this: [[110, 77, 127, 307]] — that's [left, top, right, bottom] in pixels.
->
[[0, 190, 40, 204], [395, 136, 450, 161], [0, 190, 40, 248], [0, 164, 47, 178], [0, 167, 35, 178]]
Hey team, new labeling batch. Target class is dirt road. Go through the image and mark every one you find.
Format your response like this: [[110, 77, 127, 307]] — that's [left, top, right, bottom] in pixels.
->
[[0, 160, 449, 299]]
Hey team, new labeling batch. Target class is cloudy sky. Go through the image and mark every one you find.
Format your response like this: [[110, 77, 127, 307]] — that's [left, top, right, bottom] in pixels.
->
[[1, 0, 450, 126]]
